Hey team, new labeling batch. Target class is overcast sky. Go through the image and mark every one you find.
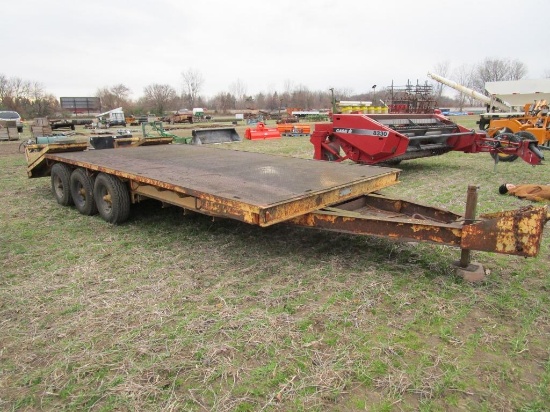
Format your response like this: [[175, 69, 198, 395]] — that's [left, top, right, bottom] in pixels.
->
[[3, 0, 549, 100]]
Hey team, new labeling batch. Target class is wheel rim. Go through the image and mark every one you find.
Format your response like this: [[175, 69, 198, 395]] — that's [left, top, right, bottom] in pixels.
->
[[97, 186, 112, 214], [53, 175, 65, 198], [74, 183, 86, 206], [491, 131, 519, 162]]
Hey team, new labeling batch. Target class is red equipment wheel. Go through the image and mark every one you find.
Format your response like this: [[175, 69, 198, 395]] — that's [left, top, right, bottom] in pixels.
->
[[491, 128, 519, 162]]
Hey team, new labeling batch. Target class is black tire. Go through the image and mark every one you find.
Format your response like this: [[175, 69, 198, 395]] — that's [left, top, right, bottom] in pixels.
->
[[322, 141, 340, 161], [93, 173, 131, 224], [515, 131, 537, 142], [478, 117, 490, 131], [515, 131, 544, 160], [491, 130, 519, 162], [380, 158, 402, 166], [51, 163, 74, 206], [322, 150, 337, 161], [70, 168, 97, 215]]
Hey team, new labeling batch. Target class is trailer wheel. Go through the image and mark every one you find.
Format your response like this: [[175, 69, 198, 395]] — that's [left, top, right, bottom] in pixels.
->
[[491, 129, 519, 162], [70, 168, 97, 216], [51, 163, 74, 206], [93, 173, 131, 224]]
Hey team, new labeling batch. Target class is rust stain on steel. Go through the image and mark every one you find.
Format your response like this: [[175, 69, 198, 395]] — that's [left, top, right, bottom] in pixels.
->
[[362, 194, 462, 223], [461, 205, 548, 256], [45, 145, 400, 227], [289, 200, 548, 257], [289, 209, 464, 246], [45, 152, 266, 218], [26, 143, 88, 178], [258, 173, 399, 226], [131, 181, 262, 225]]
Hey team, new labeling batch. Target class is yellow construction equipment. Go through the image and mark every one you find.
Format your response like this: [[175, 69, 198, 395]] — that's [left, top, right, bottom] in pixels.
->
[[477, 100, 550, 161]]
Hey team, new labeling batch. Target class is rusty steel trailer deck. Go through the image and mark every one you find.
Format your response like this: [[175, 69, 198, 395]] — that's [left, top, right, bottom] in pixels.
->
[[43, 144, 401, 226], [27, 143, 549, 269]]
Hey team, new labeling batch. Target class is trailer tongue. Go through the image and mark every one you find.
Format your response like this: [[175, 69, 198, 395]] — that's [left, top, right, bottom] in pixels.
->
[[25, 142, 549, 272]]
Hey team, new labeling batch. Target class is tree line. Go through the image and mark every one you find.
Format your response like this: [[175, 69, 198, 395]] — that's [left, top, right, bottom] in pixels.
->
[[1, 58, 542, 119]]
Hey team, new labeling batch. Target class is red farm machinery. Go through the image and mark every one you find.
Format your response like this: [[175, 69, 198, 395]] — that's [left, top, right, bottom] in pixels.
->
[[311, 112, 545, 166]]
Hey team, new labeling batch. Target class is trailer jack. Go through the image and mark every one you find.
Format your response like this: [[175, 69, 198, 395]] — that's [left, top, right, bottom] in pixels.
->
[[454, 185, 486, 282]]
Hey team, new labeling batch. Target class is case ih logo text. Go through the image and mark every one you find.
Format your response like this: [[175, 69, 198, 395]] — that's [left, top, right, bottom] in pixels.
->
[[334, 128, 389, 137]]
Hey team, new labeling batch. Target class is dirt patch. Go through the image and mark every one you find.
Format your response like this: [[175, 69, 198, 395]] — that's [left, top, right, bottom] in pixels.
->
[[0, 141, 21, 156]]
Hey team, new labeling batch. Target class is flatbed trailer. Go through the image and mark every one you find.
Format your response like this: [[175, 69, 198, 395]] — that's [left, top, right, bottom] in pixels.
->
[[25, 143, 549, 273]]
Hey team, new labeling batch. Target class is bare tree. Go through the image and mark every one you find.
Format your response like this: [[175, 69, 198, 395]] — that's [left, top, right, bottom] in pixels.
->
[[261, 91, 281, 112], [11, 77, 31, 99], [283, 79, 294, 95], [111, 84, 131, 106], [28, 82, 47, 117], [181, 69, 204, 108], [431, 61, 451, 99], [143, 84, 177, 115], [472, 58, 527, 92], [96, 84, 131, 110], [452, 64, 475, 110], [96, 87, 115, 110], [0, 75, 30, 110], [292, 85, 313, 109], [229, 79, 248, 109], [254, 92, 266, 111], [0, 74, 9, 106], [209, 92, 235, 113]]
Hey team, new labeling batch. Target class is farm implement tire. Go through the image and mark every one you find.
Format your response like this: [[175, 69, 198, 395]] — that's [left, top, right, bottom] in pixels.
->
[[93, 173, 131, 224], [515, 131, 537, 143], [51, 163, 74, 206], [380, 159, 402, 166], [322, 141, 341, 161], [322, 149, 337, 161], [490, 130, 520, 163], [515, 131, 545, 160], [70, 168, 97, 216]]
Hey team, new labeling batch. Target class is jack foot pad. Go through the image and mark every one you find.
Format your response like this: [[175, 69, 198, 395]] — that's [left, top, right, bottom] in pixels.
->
[[453, 261, 486, 282]]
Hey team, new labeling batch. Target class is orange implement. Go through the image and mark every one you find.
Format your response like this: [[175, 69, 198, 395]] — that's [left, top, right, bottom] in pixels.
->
[[245, 122, 281, 140], [276, 123, 311, 134]]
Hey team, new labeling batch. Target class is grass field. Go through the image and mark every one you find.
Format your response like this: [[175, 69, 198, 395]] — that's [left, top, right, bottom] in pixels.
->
[[1, 116, 549, 411]]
